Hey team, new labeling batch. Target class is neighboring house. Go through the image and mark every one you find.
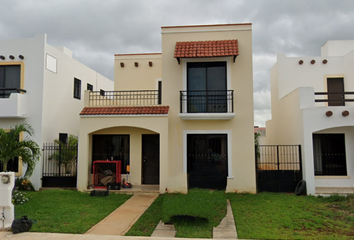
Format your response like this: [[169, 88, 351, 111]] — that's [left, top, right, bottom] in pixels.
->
[[265, 40, 354, 195], [0, 34, 113, 189], [77, 23, 256, 193]]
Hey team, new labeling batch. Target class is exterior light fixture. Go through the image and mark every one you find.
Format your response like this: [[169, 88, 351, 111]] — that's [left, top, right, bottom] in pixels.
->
[[149, 61, 153, 67], [120, 62, 124, 67], [9, 55, 15, 60], [0, 55, 5, 60], [134, 62, 139, 67], [19, 55, 24, 60], [1, 175, 10, 184]]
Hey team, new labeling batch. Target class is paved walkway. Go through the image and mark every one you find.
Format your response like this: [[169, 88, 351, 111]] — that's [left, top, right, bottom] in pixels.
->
[[213, 200, 238, 239], [85, 195, 157, 236]]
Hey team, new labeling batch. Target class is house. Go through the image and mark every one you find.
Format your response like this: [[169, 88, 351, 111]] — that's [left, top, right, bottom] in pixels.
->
[[265, 40, 354, 195], [0, 34, 113, 190], [77, 23, 256, 193]]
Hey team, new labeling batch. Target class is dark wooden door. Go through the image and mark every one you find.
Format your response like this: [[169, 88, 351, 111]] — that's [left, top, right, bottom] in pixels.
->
[[327, 78, 344, 106], [142, 134, 160, 184]]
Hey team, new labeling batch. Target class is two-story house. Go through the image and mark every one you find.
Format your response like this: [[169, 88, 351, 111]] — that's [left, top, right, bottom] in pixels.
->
[[0, 34, 113, 189], [77, 23, 256, 193], [266, 40, 354, 195]]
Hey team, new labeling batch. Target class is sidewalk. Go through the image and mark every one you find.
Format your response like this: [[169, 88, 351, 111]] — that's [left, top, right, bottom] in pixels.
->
[[85, 195, 157, 236]]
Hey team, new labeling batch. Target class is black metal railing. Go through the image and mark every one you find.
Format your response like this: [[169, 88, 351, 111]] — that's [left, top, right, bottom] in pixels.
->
[[180, 90, 234, 113], [315, 92, 354, 105], [89, 90, 161, 106], [0, 88, 27, 98], [256, 145, 302, 193]]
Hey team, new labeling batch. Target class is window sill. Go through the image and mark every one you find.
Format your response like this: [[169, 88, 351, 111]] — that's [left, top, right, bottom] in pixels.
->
[[315, 176, 351, 179], [179, 113, 235, 120]]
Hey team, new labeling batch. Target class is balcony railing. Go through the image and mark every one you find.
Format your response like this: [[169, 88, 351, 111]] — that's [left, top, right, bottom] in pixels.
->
[[180, 90, 234, 113], [315, 92, 354, 106], [88, 90, 161, 107], [0, 88, 27, 98]]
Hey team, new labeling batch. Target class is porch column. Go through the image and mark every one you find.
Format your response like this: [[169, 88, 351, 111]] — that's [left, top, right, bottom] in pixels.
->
[[302, 129, 316, 195], [159, 122, 169, 193], [77, 132, 89, 191]]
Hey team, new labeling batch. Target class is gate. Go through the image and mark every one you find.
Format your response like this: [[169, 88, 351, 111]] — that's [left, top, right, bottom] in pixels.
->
[[42, 143, 78, 188], [256, 145, 302, 193]]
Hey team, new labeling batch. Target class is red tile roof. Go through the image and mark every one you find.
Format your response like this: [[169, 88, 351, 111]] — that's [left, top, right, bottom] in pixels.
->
[[80, 106, 169, 116], [174, 40, 239, 58]]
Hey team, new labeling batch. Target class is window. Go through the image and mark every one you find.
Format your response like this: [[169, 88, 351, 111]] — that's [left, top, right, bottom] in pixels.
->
[[0, 65, 21, 98], [327, 78, 344, 106], [187, 62, 227, 113], [100, 89, 105, 96], [87, 83, 93, 91], [313, 134, 347, 175], [92, 135, 130, 174], [73, 78, 81, 99]]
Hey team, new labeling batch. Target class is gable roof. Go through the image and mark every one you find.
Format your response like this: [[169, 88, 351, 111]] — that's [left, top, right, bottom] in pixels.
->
[[80, 106, 169, 116]]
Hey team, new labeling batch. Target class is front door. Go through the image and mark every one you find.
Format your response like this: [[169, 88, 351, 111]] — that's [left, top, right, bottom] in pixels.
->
[[142, 134, 160, 184], [327, 78, 344, 106]]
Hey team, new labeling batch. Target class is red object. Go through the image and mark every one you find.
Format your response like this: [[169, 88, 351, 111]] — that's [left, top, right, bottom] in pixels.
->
[[93, 160, 121, 189], [80, 106, 169, 116]]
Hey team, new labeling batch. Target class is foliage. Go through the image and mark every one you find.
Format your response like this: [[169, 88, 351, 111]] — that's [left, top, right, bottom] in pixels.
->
[[12, 190, 30, 205], [254, 132, 260, 158], [15, 177, 35, 191], [125, 194, 164, 236], [50, 135, 78, 173], [0, 122, 40, 177], [15, 189, 131, 234], [228, 192, 354, 239]]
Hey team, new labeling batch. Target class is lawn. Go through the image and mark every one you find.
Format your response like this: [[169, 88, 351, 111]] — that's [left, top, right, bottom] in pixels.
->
[[14, 189, 131, 234], [228, 192, 354, 240], [126, 188, 227, 238]]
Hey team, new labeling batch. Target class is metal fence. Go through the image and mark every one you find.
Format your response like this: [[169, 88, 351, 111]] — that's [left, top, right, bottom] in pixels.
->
[[88, 90, 161, 106], [42, 143, 77, 188], [256, 145, 302, 193]]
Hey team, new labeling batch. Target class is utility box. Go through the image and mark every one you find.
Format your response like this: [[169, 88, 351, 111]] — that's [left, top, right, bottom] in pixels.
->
[[0, 172, 15, 228], [93, 160, 121, 189]]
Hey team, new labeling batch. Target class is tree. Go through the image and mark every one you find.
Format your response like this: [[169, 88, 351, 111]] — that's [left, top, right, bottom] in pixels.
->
[[0, 122, 40, 177], [50, 134, 78, 174]]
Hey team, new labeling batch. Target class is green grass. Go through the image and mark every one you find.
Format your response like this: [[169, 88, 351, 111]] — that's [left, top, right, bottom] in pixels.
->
[[228, 192, 354, 239], [126, 188, 227, 238], [125, 194, 164, 236], [15, 189, 131, 234]]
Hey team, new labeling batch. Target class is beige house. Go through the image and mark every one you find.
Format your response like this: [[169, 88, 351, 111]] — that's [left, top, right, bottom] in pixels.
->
[[77, 23, 256, 193]]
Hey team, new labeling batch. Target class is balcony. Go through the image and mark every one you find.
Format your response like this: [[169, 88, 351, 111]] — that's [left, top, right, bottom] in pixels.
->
[[315, 91, 354, 106], [86, 90, 161, 107], [179, 90, 235, 120], [0, 88, 27, 118]]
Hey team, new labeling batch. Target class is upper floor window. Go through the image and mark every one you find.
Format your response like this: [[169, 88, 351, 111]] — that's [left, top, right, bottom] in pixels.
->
[[0, 65, 21, 98], [73, 78, 81, 99], [327, 78, 344, 106], [186, 62, 227, 113], [87, 83, 93, 91]]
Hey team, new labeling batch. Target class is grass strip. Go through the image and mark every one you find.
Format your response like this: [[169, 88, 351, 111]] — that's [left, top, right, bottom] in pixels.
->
[[15, 189, 131, 234], [228, 192, 354, 240]]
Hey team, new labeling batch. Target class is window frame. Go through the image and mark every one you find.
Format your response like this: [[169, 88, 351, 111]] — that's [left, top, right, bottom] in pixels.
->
[[73, 78, 81, 99], [87, 83, 93, 91], [0, 62, 25, 98]]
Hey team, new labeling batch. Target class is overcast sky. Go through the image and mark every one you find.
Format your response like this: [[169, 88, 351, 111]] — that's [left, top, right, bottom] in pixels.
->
[[1, 0, 354, 127]]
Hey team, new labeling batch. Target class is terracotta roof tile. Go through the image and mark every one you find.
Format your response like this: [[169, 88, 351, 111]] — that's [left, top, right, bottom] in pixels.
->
[[174, 40, 239, 58], [80, 106, 169, 116]]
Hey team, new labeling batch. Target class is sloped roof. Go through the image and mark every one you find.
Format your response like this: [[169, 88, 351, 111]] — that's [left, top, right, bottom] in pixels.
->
[[80, 106, 169, 116], [174, 39, 239, 58]]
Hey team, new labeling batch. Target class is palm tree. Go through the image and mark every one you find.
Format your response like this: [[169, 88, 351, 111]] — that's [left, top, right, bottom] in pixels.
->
[[0, 122, 40, 177], [50, 134, 78, 174]]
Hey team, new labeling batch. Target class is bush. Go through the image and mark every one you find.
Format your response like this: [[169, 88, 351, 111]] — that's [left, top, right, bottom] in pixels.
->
[[15, 177, 35, 191], [12, 190, 30, 205]]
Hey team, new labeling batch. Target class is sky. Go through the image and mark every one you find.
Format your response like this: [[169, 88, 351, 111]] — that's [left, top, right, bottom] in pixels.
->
[[1, 0, 354, 127]]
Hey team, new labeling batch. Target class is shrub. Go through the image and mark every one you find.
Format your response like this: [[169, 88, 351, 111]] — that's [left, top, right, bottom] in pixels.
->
[[15, 177, 35, 191], [12, 190, 30, 205]]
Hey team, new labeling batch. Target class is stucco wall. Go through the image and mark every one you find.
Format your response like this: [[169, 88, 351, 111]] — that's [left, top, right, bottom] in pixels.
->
[[161, 24, 256, 193]]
